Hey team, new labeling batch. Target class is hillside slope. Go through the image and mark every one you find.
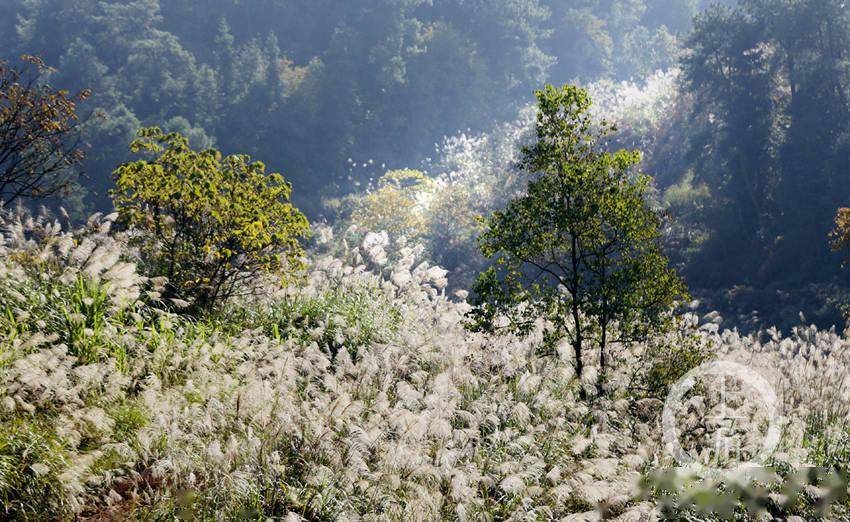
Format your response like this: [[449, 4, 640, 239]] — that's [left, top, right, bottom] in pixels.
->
[[0, 211, 848, 519]]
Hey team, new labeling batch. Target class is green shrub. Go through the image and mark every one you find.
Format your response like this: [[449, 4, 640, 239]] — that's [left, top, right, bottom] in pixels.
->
[[630, 318, 712, 400], [0, 417, 67, 520], [241, 284, 401, 360], [112, 127, 310, 313], [0, 266, 137, 367]]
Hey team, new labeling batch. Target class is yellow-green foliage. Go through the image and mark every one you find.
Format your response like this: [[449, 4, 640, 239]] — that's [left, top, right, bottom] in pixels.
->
[[831, 207, 850, 262], [112, 127, 309, 311], [348, 169, 480, 271], [662, 171, 710, 212], [351, 169, 433, 242]]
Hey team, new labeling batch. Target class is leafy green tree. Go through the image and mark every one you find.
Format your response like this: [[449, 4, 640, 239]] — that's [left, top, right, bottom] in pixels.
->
[[112, 127, 309, 312], [675, 0, 850, 302], [468, 85, 686, 390]]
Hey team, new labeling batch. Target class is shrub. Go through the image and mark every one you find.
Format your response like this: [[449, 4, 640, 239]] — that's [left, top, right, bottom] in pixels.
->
[[0, 417, 68, 519], [629, 315, 713, 399], [112, 127, 310, 312], [424, 183, 480, 274], [350, 169, 434, 243], [0, 211, 145, 367], [245, 278, 402, 361]]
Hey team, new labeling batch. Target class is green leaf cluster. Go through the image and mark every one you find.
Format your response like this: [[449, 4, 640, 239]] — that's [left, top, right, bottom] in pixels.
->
[[469, 84, 686, 385], [112, 127, 309, 312]]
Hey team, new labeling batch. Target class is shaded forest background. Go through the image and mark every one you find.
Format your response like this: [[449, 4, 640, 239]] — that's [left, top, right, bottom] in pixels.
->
[[3, 0, 850, 331]]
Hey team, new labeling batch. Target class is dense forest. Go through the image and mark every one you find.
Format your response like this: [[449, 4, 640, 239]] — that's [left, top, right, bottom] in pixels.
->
[[1, 0, 715, 212], [2, 0, 850, 519], [4, 0, 850, 330]]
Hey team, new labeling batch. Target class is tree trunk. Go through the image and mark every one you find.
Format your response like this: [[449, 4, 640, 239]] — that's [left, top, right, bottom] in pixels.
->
[[574, 336, 585, 400], [598, 319, 607, 397], [570, 232, 585, 399]]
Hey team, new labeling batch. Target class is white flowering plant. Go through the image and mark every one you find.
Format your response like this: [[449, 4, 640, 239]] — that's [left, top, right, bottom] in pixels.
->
[[332, 71, 684, 292], [0, 208, 848, 520]]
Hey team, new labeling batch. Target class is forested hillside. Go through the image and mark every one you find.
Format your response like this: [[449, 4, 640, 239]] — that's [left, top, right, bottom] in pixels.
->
[[2, 1, 850, 519], [5, 0, 850, 330], [1, 0, 712, 212], [658, 1, 850, 328]]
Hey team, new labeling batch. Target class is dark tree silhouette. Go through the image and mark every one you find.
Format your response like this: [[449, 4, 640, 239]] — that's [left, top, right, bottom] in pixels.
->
[[0, 55, 89, 206]]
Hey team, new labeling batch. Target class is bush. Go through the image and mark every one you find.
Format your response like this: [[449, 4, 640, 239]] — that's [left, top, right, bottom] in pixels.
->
[[350, 169, 434, 243], [0, 211, 146, 367], [112, 127, 310, 312], [0, 417, 68, 519], [244, 278, 402, 361], [629, 315, 713, 399]]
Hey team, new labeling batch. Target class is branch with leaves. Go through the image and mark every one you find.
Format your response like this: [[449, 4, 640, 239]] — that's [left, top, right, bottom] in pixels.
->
[[0, 55, 89, 206]]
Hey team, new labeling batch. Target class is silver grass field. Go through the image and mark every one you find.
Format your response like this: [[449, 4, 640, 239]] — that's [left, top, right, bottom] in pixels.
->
[[0, 210, 848, 520]]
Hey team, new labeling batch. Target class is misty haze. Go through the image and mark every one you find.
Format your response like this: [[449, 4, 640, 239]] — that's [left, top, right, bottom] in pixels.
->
[[1, 1, 849, 520]]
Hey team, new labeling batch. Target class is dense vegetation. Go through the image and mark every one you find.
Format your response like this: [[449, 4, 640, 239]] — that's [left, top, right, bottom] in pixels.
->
[[0, 0, 716, 213], [8, 0, 849, 328], [0, 208, 848, 519], [2, 0, 850, 519], [659, 0, 850, 328]]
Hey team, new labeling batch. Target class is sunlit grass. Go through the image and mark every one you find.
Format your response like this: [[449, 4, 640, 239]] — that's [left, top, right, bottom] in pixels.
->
[[0, 211, 847, 519]]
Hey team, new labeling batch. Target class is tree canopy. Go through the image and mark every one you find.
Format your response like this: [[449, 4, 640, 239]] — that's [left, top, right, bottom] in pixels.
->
[[0, 0, 706, 214], [112, 127, 309, 312], [602, 0, 850, 330], [0, 55, 88, 206], [468, 85, 686, 388]]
